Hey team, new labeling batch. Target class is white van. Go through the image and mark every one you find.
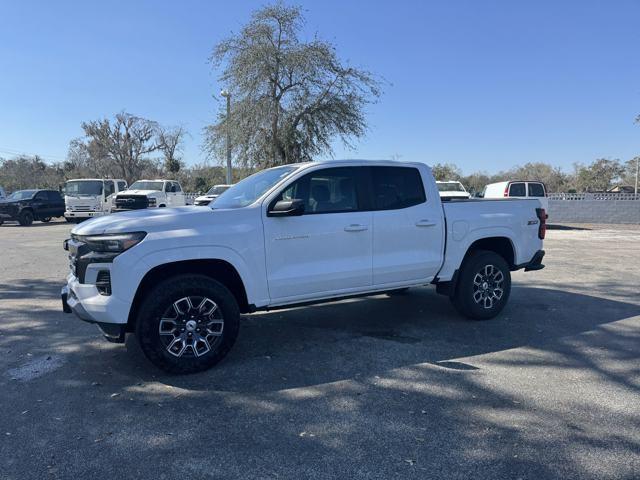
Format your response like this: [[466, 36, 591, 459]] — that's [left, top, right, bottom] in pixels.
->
[[482, 181, 548, 212], [65, 179, 128, 222]]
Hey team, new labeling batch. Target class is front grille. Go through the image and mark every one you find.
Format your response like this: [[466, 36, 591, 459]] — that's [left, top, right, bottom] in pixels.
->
[[115, 195, 149, 210], [95, 270, 112, 296], [72, 205, 93, 212]]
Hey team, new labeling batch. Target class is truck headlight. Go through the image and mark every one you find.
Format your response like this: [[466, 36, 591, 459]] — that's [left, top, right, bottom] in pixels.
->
[[148, 198, 157, 206], [78, 232, 147, 253]]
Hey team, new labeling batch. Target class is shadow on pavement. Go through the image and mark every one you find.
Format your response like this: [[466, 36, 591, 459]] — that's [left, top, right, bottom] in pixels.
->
[[1, 282, 639, 479]]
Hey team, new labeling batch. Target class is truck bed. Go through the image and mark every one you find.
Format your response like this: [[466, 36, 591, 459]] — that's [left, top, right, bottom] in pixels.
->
[[437, 197, 544, 281]]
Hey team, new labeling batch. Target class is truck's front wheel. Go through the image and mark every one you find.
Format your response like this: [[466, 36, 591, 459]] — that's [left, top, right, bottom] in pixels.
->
[[136, 275, 240, 373], [451, 250, 511, 320]]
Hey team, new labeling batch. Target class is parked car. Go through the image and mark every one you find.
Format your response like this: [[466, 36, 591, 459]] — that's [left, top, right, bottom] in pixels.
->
[[64, 178, 128, 223], [194, 184, 234, 206], [481, 181, 549, 211], [114, 180, 185, 211], [0, 189, 65, 226], [61, 160, 546, 373], [436, 180, 471, 200]]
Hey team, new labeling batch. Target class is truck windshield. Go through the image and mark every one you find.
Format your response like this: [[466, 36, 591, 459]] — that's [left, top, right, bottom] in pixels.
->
[[213, 166, 298, 209], [206, 185, 231, 196], [437, 182, 465, 192], [7, 190, 36, 200], [65, 180, 103, 196], [129, 181, 164, 191]]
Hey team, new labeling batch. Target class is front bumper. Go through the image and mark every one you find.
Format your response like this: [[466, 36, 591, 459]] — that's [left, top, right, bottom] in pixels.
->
[[61, 274, 129, 342], [65, 210, 106, 219]]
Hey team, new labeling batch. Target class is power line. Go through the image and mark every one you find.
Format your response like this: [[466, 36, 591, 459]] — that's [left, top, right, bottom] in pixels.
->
[[0, 146, 66, 162]]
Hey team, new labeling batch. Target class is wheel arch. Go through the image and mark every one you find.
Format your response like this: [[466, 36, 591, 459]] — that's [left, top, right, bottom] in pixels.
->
[[436, 236, 515, 298], [127, 259, 251, 331], [464, 236, 516, 269]]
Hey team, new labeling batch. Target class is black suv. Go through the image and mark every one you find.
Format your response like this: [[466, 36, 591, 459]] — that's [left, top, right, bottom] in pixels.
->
[[0, 189, 65, 226]]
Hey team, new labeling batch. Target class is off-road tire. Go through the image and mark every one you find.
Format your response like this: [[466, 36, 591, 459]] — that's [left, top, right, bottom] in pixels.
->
[[135, 274, 240, 374], [451, 250, 511, 320]]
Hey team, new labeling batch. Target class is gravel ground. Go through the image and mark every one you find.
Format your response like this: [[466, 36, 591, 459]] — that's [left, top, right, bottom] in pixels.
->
[[0, 219, 639, 479]]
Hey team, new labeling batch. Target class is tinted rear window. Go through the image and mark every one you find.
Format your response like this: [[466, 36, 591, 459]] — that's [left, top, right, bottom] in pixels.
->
[[528, 183, 545, 197], [508, 182, 526, 197], [372, 167, 426, 210]]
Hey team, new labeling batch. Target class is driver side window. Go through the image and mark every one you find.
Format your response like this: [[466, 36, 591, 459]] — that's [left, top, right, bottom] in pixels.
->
[[274, 167, 361, 214]]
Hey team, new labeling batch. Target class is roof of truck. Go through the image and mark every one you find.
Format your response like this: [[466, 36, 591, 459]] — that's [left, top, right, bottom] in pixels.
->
[[288, 159, 430, 169]]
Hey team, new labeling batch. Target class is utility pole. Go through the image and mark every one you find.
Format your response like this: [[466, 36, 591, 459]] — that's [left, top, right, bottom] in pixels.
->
[[635, 156, 639, 196], [220, 90, 232, 185]]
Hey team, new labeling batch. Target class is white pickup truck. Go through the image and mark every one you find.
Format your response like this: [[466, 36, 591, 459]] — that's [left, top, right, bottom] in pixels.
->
[[61, 160, 546, 373], [113, 179, 186, 211]]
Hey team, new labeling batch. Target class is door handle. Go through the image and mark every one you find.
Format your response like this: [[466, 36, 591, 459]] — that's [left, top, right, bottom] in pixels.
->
[[344, 224, 368, 232], [415, 220, 437, 227]]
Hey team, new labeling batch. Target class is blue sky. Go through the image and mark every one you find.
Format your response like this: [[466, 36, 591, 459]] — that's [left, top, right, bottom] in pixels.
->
[[0, 0, 638, 173]]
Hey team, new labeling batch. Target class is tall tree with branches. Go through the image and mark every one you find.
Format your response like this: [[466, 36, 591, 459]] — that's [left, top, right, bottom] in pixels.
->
[[204, 3, 382, 169], [158, 126, 186, 174], [80, 112, 160, 183]]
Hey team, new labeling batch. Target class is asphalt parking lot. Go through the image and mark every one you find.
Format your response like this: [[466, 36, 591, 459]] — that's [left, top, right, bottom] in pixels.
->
[[1, 219, 639, 479]]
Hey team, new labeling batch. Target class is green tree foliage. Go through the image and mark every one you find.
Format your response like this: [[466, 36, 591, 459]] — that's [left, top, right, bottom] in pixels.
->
[[571, 158, 625, 192], [0, 155, 65, 191], [204, 3, 382, 169]]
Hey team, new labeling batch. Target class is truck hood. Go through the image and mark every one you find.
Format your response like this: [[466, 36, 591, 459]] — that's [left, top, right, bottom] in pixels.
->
[[117, 190, 161, 196], [71, 206, 211, 235]]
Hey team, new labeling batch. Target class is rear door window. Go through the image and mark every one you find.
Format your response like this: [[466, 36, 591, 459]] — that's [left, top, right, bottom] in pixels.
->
[[47, 191, 62, 202], [527, 183, 545, 197], [371, 167, 426, 210], [508, 182, 526, 197]]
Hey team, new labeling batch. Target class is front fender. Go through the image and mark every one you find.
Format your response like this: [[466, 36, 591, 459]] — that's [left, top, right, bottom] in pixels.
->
[[110, 245, 269, 312]]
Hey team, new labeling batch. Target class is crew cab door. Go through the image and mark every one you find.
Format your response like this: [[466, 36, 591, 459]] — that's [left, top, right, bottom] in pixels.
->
[[263, 167, 372, 302], [32, 191, 52, 218], [370, 166, 444, 285]]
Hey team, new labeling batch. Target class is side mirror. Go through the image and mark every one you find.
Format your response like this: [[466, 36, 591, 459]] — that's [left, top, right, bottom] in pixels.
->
[[268, 199, 305, 217]]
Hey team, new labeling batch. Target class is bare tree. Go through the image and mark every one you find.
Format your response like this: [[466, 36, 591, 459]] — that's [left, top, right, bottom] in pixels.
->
[[80, 112, 161, 183], [204, 3, 382, 169], [158, 126, 186, 174]]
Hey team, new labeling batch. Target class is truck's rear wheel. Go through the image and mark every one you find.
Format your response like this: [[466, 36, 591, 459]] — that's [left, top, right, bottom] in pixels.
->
[[135, 275, 240, 373], [451, 250, 511, 320]]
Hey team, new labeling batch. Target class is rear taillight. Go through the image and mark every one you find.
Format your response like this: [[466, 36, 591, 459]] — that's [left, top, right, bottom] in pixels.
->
[[536, 208, 546, 239], [503, 184, 509, 197]]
